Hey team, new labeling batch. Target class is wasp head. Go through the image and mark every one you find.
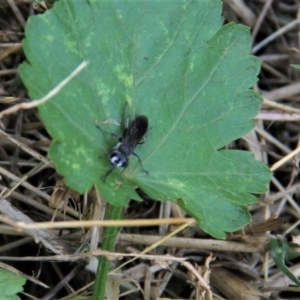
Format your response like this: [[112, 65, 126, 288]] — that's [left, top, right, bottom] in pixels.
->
[[110, 149, 128, 168]]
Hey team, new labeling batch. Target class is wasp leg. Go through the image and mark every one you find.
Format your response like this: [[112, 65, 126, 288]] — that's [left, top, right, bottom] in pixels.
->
[[137, 126, 152, 145], [132, 152, 149, 174], [96, 125, 120, 139], [137, 137, 147, 145]]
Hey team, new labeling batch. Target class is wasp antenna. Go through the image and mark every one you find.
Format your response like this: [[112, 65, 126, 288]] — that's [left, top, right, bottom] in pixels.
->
[[101, 166, 115, 182]]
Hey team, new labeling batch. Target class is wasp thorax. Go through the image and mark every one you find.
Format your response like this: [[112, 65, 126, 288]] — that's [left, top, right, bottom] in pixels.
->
[[110, 149, 128, 168]]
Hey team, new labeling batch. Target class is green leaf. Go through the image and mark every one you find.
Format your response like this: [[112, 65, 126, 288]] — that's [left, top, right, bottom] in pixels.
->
[[19, 0, 271, 238], [266, 238, 300, 286], [291, 64, 300, 70], [0, 268, 26, 300]]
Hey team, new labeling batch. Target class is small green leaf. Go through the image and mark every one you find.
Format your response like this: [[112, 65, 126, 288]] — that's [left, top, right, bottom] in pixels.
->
[[0, 268, 26, 300], [266, 238, 300, 286], [19, 0, 271, 238], [291, 64, 300, 70]]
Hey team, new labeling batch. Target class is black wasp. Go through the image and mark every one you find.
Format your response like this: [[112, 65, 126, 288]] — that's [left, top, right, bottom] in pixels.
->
[[98, 115, 149, 181]]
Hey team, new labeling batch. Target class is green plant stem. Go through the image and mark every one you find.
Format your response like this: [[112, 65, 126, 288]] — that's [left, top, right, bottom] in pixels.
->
[[92, 204, 123, 300]]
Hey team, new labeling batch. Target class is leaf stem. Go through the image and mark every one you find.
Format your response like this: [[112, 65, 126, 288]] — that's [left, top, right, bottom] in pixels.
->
[[92, 204, 123, 300]]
